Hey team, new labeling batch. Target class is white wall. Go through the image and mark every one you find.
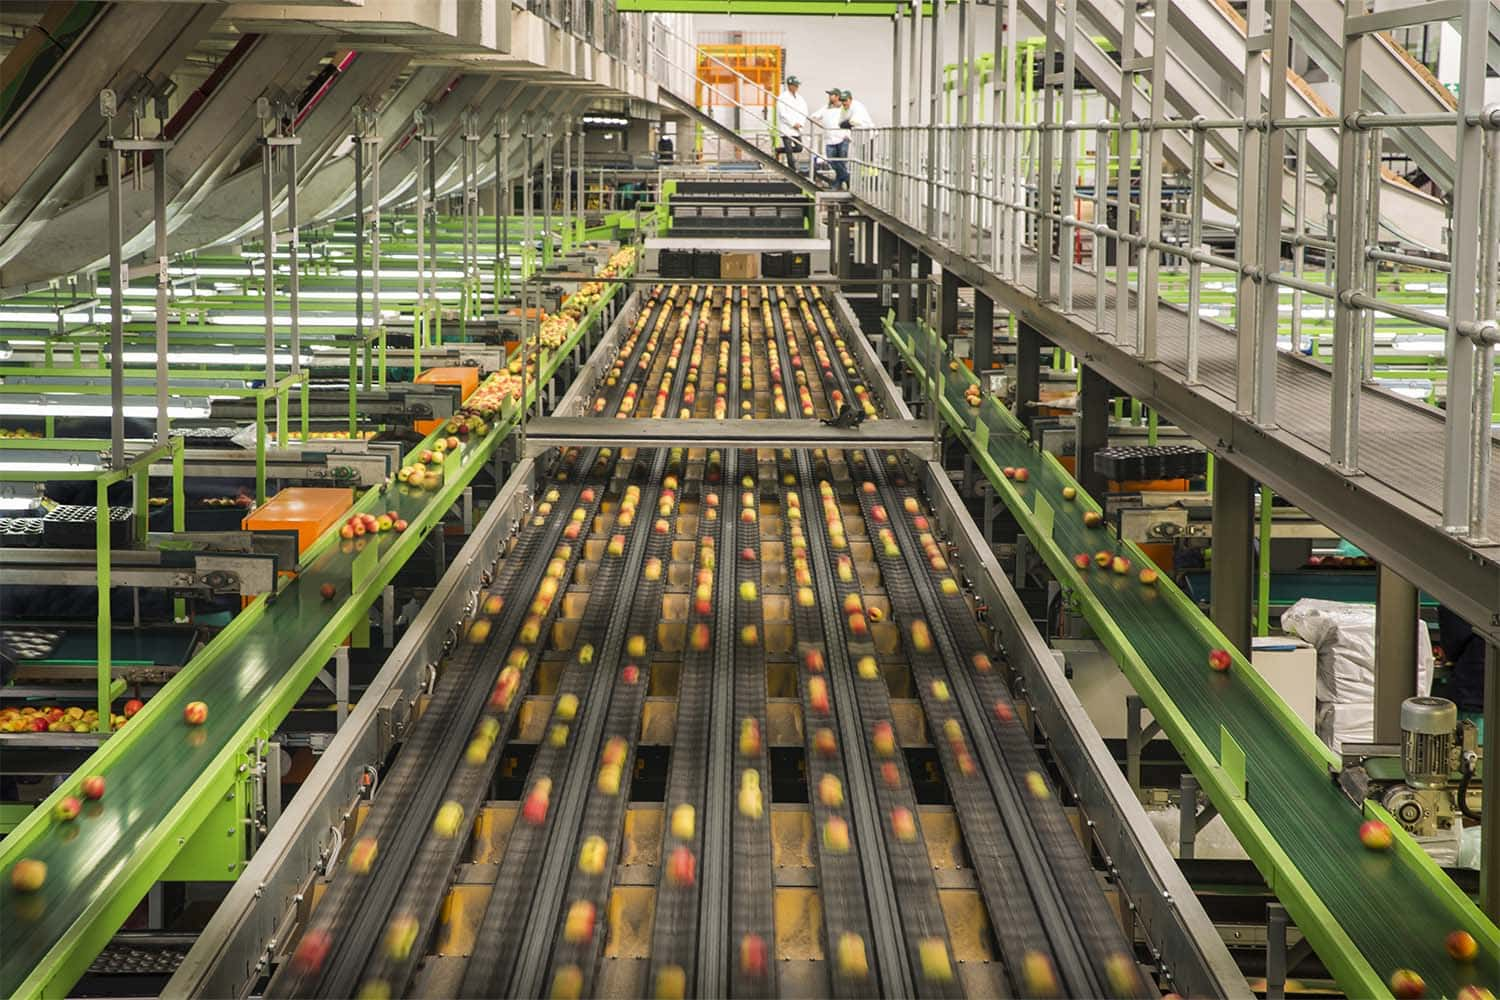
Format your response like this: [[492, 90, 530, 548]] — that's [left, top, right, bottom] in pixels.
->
[[691, 9, 1037, 128]]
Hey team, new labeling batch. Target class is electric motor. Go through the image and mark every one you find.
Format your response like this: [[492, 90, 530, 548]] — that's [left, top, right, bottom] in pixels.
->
[[1400, 696, 1457, 789]]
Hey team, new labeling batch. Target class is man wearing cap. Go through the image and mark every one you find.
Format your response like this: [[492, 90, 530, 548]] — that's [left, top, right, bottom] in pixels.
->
[[812, 86, 851, 189], [775, 75, 809, 171]]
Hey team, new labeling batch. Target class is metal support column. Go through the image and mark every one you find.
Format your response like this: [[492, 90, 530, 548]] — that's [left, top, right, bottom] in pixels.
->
[[1330, 19, 1367, 473], [1373, 565, 1420, 744], [1015, 321, 1042, 435], [105, 137, 125, 468], [150, 97, 172, 446], [1483, 640, 1500, 920], [915, 250, 932, 323], [1250, 0, 1289, 426], [896, 240, 915, 322], [1210, 459, 1255, 656], [1235, 0, 1266, 415], [1136, 0, 1167, 360], [1036, 0, 1057, 302], [973, 289, 994, 372], [1077, 365, 1110, 500], [1113, 0, 1137, 346], [940, 268, 960, 346]]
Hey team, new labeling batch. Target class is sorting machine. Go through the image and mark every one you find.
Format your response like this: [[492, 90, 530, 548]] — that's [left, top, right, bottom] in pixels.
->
[[160, 281, 1240, 999]]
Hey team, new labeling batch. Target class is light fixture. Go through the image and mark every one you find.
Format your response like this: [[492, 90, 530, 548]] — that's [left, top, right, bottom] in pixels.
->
[[0, 496, 39, 511], [583, 115, 629, 128], [0, 400, 214, 420], [0, 460, 104, 473], [118, 350, 315, 366]]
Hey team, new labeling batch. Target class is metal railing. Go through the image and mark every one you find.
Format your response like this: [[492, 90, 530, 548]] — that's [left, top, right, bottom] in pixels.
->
[[839, 0, 1497, 543]]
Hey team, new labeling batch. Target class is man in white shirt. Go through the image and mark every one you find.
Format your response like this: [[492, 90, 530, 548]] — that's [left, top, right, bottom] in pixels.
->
[[813, 87, 851, 189], [840, 89, 874, 130], [775, 75, 809, 171]]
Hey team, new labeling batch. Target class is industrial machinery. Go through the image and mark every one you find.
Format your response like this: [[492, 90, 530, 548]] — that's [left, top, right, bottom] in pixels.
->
[[1339, 697, 1483, 840]]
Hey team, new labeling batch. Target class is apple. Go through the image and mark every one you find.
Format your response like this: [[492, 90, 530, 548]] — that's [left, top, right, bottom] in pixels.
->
[[564, 900, 596, 943], [352, 520, 367, 537], [1002, 467, 1016, 480], [77, 775, 106, 802], [1389, 969, 1426, 999], [740, 546, 756, 562], [1013, 468, 1030, 483], [607, 534, 626, 557], [602, 736, 629, 768], [1083, 511, 1104, 528], [432, 801, 465, 838], [1095, 551, 1113, 568], [1062, 486, 1077, 501], [349, 836, 379, 874], [340, 524, 356, 540], [847, 613, 868, 637], [690, 624, 711, 651], [376, 515, 393, 533], [904, 497, 920, 515], [822, 816, 851, 853], [818, 773, 844, 807], [1447, 930, 1479, 961], [995, 700, 1015, 723], [739, 718, 761, 757], [671, 804, 696, 841], [554, 693, 579, 722], [123, 699, 143, 718], [1207, 648, 1233, 672], [1104, 953, 1141, 995], [813, 728, 837, 757], [740, 625, 759, 647], [655, 966, 686, 1000], [808, 677, 830, 715], [1139, 568, 1159, 586], [1023, 951, 1059, 997], [919, 938, 953, 983], [578, 835, 608, 875], [1111, 556, 1131, 576], [53, 796, 81, 822], [943, 719, 962, 743], [1025, 771, 1051, 800], [930, 680, 950, 702], [1359, 818, 1394, 851], [857, 656, 880, 680], [385, 914, 419, 961], [292, 928, 331, 974], [667, 846, 696, 886], [622, 664, 641, 685], [803, 648, 826, 674], [872, 721, 896, 757], [468, 620, 492, 644], [597, 763, 623, 796], [1457, 989, 1495, 1000], [522, 779, 552, 825], [484, 595, 504, 615], [643, 558, 662, 581], [836, 931, 868, 979], [184, 701, 208, 726], [740, 933, 769, 978], [738, 775, 764, 819], [446, 436, 460, 451], [739, 580, 758, 602]]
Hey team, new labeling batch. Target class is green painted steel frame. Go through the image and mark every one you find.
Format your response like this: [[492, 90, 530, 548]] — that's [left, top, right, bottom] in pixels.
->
[[883, 314, 1500, 998]]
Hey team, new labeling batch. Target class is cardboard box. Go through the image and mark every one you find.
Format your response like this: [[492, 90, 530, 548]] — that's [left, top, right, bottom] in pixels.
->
[[721, 252, 759, 279]]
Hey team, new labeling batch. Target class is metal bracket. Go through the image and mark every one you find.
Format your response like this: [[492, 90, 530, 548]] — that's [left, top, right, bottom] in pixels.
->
[[1178, 773, 1219, 860]]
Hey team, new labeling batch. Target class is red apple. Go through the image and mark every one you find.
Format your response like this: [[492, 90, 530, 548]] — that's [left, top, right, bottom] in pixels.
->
[[740, 933, 769, 977], [1447, 930, 1480, 961], [994, 700, 1015, 723], [813, 728, 837, 757], [1359, 819, 1393, 851], [1073, 553, 1091, 570], [1002, 467, 1015, 479], [667, 846, 696, 886], [741, 546, 756, 562], [880, 761, 901, 787], [183, 701, 208, 726], [393, 519, 408, 533], [292, 928, 332, 974], [123, 699, 143, 718], [53, 796, 81, 822], [81, 775, 105, 801], [621, 664, 640, 685], [1207, 648, 1232, 672], [340, 524, 355, 539], [1013, 468, 1029, 483], [1111, 555, 1131, 576], [1457, 988, 1495, 1000], [320, 582, 336, 600], [1138, 568, 1159, 586], [1389, 969, 1425, 999]]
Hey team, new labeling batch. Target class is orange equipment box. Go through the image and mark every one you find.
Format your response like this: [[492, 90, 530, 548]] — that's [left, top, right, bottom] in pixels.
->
[[415, 366, 480, 435], [242, 487, 355, 554]]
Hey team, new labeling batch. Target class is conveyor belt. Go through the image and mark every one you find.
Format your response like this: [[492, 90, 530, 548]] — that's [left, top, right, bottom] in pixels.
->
[[886, 314, 1500, 998], [262, 283, 1170, 999]]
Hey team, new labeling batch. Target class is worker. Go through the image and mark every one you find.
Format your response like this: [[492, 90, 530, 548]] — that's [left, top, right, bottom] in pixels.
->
[[775, 75, 809, 172], [812, 87, 851, 190], [1435, 606, 1486, 714], [840, 89, 874, 130]]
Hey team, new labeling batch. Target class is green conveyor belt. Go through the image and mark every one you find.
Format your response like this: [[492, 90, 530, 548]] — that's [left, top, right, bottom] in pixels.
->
[[0, 278, 627, 999], [885, 317, 1500, 998]]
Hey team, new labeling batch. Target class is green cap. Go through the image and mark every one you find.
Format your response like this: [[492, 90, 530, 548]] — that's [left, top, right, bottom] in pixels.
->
[[827, 86, 841, 95], [840, 89, 852, 100], [786, 75, 800, 85]]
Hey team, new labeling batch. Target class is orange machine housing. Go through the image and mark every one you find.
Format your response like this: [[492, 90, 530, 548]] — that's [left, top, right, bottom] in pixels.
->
[[243, 487, 355, 555], [415, 366, 480, 435]]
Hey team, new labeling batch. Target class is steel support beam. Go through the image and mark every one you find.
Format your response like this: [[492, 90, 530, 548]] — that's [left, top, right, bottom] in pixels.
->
[[973, 289, 995, 372], [1078, 366, 1111, 501], [1485, 640, 1500, 921], [1373, 565, 1420, 744], [1210, 459, 1254, 656], [897, 239, 915, 322], [940, 268, 960, 345], [1016, 321, 1043, 436]]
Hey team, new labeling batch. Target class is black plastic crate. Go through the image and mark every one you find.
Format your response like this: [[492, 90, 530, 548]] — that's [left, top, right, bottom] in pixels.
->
[[42, 505, 135, 549], [761, 251, 788, 278], [786, 252, 811, 278], [0, 517, 44, 548], [659, 249, 694, 278], [1092, 445, 1207, 483], [691, 250, 721, 279]]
